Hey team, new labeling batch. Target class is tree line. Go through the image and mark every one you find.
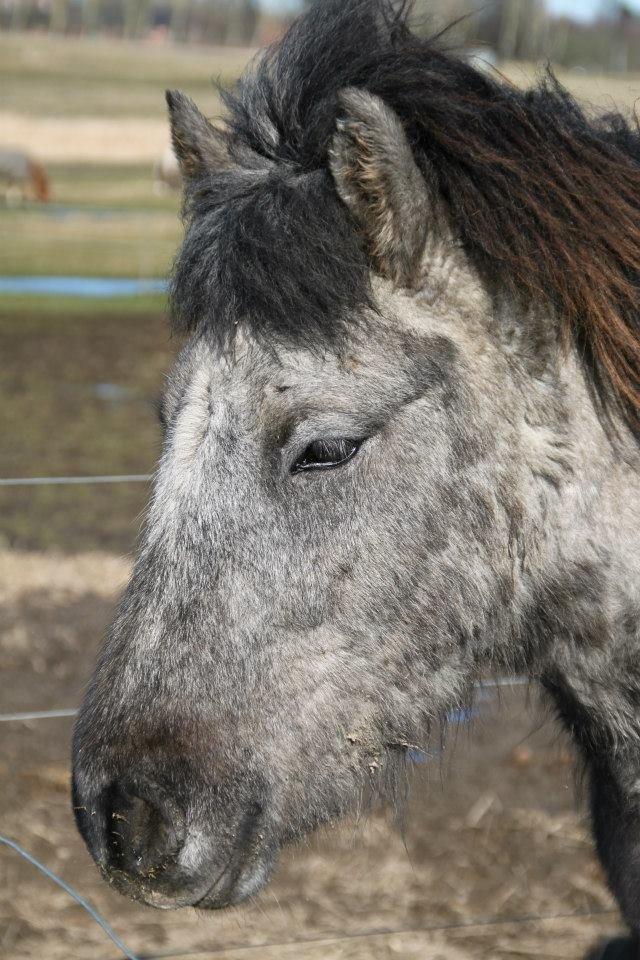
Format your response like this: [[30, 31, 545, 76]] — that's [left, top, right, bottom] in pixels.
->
[[2, 0, 640, 72]]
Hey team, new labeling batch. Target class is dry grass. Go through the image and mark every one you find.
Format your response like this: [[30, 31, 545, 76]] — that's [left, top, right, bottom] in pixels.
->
[[3, 32, 640, 163], [0, 32, 251, 162], [0, 31, 252, 118], [0, 550, 129, 605], [1, 113, 174, 164]]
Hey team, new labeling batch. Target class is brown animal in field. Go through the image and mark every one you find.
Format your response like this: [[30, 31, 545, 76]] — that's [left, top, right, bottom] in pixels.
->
[[0, 149, 50, 205]]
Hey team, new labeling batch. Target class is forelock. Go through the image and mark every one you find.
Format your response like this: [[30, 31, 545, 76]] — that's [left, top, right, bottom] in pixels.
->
[[170, 165, 373, 351]]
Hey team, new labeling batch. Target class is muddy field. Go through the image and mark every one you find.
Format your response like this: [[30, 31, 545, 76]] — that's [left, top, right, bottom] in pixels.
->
[[0, 550, 625, 960]]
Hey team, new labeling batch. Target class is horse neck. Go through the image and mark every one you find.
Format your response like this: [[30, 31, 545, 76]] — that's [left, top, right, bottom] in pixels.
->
[[527, 345, 640, 607]]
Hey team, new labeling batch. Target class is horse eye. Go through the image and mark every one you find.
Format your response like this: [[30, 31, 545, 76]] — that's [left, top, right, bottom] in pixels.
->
[[291, 438, 362, 473]]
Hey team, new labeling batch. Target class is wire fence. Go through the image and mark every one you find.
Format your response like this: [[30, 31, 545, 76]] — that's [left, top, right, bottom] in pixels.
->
[[2, 673, 619, 960], [0, 677, 530, 725], [2, 818, 622, 960], [0, 707, 78, 722], [0, 474, 150, 487], [0, 835, 140, 960], [123, 907, 621, 960], [1, 824, 620, 960]]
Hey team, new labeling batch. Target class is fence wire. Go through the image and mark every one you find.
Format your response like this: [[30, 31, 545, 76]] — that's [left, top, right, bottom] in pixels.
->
[[124, 906, 619, 960], [0, 830, 619, 960], [0, 677, 530, 725], [0, 835, 140, 960], [1, 682, 619, 960], [0, 474, 150, 487], [0, 707, 78, 722]]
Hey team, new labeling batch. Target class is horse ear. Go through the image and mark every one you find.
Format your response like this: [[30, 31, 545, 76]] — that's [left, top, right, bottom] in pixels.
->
[[329, 88, 431, 287], [165, 89, 231, 179]]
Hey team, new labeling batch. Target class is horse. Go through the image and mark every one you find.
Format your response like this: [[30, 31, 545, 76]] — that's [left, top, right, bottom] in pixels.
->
[[0, 149, 50, 204], [71, 2, 640, 955]]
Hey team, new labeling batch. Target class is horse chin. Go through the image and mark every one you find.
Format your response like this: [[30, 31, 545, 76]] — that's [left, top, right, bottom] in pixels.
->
[[99, 867, 209, 911], [98, 838, 280, 912], [194, 852, 277, 910]]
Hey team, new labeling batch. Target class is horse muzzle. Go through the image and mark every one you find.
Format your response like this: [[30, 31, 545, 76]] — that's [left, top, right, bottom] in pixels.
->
[[72, 770, 277, 910]]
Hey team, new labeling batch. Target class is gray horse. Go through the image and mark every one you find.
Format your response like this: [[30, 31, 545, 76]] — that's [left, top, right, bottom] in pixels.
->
[[72, 2, 640, 953]]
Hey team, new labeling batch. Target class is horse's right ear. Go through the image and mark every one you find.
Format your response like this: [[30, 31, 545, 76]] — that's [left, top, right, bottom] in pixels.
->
[[166, 90, 231, 179], [329, 88, 431, 288]]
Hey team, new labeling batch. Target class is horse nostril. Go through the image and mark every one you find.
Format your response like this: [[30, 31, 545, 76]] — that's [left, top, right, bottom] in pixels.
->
[[105, 782, 184, 879]]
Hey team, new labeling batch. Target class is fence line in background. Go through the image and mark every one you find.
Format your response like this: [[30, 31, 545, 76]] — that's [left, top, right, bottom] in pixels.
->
[[127, 906, 619, 960], [0, 474, 150, 487], [0, 708, 78, 722], [0, 830, 618, 960], [0, 678, 530, 725], [0, 835, 140, 960]]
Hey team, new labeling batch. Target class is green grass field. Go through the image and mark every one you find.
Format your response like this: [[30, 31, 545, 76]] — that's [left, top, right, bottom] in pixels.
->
[[4, 33, 640, 286], [1, 209, 179, 278], [0, 291, 167, 314], [34, 161, 180, 210], [1, 203, 179, 278]]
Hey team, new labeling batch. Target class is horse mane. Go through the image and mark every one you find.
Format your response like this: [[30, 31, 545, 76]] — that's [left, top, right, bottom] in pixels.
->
[[172, 0, 640, 431]]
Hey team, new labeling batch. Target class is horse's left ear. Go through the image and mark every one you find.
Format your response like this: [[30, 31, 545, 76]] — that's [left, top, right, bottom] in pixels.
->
[[329, 88, 431, 288], [166, 89, 231, 179]]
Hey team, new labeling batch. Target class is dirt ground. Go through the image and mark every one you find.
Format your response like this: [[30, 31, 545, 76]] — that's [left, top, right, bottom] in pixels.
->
[[0, 551, 624, 960]]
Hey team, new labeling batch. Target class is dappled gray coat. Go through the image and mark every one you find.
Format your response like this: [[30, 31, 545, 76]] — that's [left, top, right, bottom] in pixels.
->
[[72, 1, 640, 953]]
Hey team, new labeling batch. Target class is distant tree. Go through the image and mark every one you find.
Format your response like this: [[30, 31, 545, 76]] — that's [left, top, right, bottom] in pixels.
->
[[49, 0, 70, 33], [412, 0, 548, 58], [123, 0, 152, 38], [11, 0, 30, 30], [234, 0, 259, 43], [170, 0, 192, 42]]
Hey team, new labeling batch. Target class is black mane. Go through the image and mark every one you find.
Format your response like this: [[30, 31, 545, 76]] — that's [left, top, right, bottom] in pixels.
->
[[171, 0, 640, 423]]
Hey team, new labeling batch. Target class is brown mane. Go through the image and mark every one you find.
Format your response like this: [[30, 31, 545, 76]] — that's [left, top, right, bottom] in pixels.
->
[[422, 73, 640, 429]]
